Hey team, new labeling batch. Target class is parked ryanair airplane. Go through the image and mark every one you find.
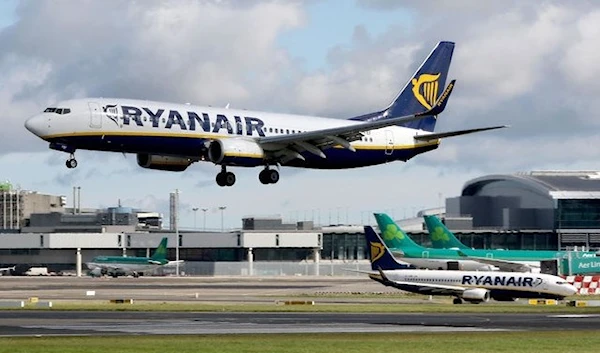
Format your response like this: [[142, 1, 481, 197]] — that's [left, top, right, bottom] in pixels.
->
[[24, 41, 505, 186], [365, 226, 578, 304]]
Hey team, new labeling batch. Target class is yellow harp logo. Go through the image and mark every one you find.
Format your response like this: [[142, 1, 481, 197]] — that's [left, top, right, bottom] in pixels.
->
[[411, 73, 441, 110], [370, 241, 385, 263]]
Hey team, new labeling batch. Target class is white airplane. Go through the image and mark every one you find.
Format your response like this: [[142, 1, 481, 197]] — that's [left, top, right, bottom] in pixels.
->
[[24, 41, 506, 187], [365, 226, 577, 304]]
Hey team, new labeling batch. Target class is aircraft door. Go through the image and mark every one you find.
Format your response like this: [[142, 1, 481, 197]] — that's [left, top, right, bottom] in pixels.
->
[[88, 102, 102, 128], [422, 251, 429, 258], [385, 130, 394, 155]]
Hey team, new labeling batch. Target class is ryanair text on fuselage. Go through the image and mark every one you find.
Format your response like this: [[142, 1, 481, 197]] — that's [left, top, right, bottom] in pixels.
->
[[104, 104, 266, 137], [461, 275, 542, 287]]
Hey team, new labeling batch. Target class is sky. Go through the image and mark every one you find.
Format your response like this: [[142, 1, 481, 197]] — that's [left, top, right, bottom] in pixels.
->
[[2, 0, 600, 230]]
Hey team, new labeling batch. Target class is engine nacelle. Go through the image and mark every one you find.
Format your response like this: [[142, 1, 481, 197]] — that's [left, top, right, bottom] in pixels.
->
[[207, 138, 265, 167], [461, 288, 490, 303], [137, 153, 192, 172]]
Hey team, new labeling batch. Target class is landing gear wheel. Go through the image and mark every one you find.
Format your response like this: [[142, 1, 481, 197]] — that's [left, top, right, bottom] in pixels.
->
[[224, 172, 236, 186], [259, 168, 280, 184], [259, 169, 269, 184], [216, 170, 236, 187], [453, 297, 463, 305], [216, 172, 227, 187], [66, 158, 78, 169]]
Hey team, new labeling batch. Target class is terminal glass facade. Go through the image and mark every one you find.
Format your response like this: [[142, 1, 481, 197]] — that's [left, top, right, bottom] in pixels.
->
[[321, 233, 368, 260], [556, 199, 600, 229]]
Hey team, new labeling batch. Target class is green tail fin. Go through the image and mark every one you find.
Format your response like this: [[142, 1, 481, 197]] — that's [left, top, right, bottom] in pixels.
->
[[373, 213, 423, 250], [150, 237, 168, 260], [423, 215, 469, 249]]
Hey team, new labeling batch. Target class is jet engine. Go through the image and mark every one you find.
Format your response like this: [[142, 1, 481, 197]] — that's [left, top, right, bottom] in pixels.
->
[[461, 288, 491, 303], [207, 138, 265, 167], [136, 153, 192, 172]]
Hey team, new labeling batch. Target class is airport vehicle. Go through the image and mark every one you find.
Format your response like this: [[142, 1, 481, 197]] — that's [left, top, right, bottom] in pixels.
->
[[24, 267, 49, 276], [375, 213, 599, 272], [24, 41, 506, 186], [86, 237, 181, 277], [365, 226, 578, 304]]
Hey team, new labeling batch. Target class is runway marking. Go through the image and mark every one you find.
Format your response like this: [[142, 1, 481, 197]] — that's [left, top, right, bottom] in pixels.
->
[[21, 321, 510, 335], [548, 314, 600, 318]]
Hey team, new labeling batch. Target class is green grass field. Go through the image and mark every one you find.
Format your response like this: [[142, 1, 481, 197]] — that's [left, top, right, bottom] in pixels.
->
[[1, 331, 599, 353]]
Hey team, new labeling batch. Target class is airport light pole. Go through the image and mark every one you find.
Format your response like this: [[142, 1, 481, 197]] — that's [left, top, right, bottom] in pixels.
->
[[192, 207, 199, 229], [174, 189, 180, 276], [219, 206, 227, 232], [201, 208, 208, 231]]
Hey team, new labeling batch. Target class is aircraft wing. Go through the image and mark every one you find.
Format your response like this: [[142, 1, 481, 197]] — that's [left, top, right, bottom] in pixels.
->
[[257, 80, 456, 162], [164, 260, 185, 267], [413, 125, 509, 141], [456, 251, 540, 272], [456, 254, 539, 273]]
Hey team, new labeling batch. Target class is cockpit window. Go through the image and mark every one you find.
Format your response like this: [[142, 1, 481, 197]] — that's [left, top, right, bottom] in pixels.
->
[[44, 107, 71, 115]]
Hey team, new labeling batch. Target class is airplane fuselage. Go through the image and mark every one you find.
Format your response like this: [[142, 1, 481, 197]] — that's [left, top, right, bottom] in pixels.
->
[[86, 255, 167, 276], [25, 98, 439, 170], [382, 269, 576, 299]]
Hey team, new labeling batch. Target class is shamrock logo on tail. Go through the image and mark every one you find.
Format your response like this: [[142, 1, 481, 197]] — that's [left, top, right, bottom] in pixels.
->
[[430, 226, 449, 243], [383, 224, 405, 241]]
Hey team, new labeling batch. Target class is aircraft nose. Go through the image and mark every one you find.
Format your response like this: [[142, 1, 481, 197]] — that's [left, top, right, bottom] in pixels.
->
[[24, 114, 46, 137], [566, 283, 578, 296]]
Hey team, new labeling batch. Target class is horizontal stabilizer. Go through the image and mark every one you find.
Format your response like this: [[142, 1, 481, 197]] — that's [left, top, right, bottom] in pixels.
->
[[414, 125, 508, 141]]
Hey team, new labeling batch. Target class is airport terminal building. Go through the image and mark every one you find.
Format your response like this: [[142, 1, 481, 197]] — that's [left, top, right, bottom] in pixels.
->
[[444, 171, 600, 250], [1, 170, 600, 276]]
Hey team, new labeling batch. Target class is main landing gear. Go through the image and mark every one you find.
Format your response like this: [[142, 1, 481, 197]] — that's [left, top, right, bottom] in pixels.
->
[[216, 166, 236, 187], [215, 166, 280, 186], [65, 153, 78, 169], [259, 167, 279, 185]]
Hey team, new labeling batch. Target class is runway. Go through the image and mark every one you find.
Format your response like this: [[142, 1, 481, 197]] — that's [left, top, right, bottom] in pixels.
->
[[1, 311, 600, 336], [0, 277, 599, 336]]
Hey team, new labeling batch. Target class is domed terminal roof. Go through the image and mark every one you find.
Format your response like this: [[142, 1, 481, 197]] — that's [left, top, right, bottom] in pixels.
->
[[463, 171, 600, 199]]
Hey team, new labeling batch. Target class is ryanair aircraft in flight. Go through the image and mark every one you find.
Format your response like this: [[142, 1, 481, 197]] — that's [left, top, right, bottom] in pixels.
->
[[24, 42, 505, 187]]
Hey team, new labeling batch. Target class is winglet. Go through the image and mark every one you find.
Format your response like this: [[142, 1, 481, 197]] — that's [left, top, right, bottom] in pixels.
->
[[416, 79, 455, 117]]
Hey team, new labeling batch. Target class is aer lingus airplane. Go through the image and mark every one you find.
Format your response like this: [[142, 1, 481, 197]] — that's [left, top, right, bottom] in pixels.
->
[[24, 41, 506, 186], [375, 213, 599, 272], [364, 225, 577, 304], [86, 237, 181, 277]]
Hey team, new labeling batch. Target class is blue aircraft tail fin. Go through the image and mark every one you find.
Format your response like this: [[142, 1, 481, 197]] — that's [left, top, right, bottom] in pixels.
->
[[349, 41, 454, 132], [364, 226, 411, 271]]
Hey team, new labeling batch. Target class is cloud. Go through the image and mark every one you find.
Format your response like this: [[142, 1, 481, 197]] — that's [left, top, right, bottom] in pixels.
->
[[0, 0, 305, 153], [3, 1, 600, 228]]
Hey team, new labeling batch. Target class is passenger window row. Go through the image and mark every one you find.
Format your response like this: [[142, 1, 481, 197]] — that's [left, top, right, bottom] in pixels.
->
[[264, 127, 303, 134], [44, 107, 71, 114]]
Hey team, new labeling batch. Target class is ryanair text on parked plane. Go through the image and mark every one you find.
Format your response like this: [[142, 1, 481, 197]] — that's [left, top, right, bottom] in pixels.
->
[[461, 275, 543, 287]]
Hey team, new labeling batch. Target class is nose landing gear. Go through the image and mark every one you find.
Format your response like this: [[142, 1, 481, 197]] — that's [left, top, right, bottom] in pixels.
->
[[65, 154, 78, 169]]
